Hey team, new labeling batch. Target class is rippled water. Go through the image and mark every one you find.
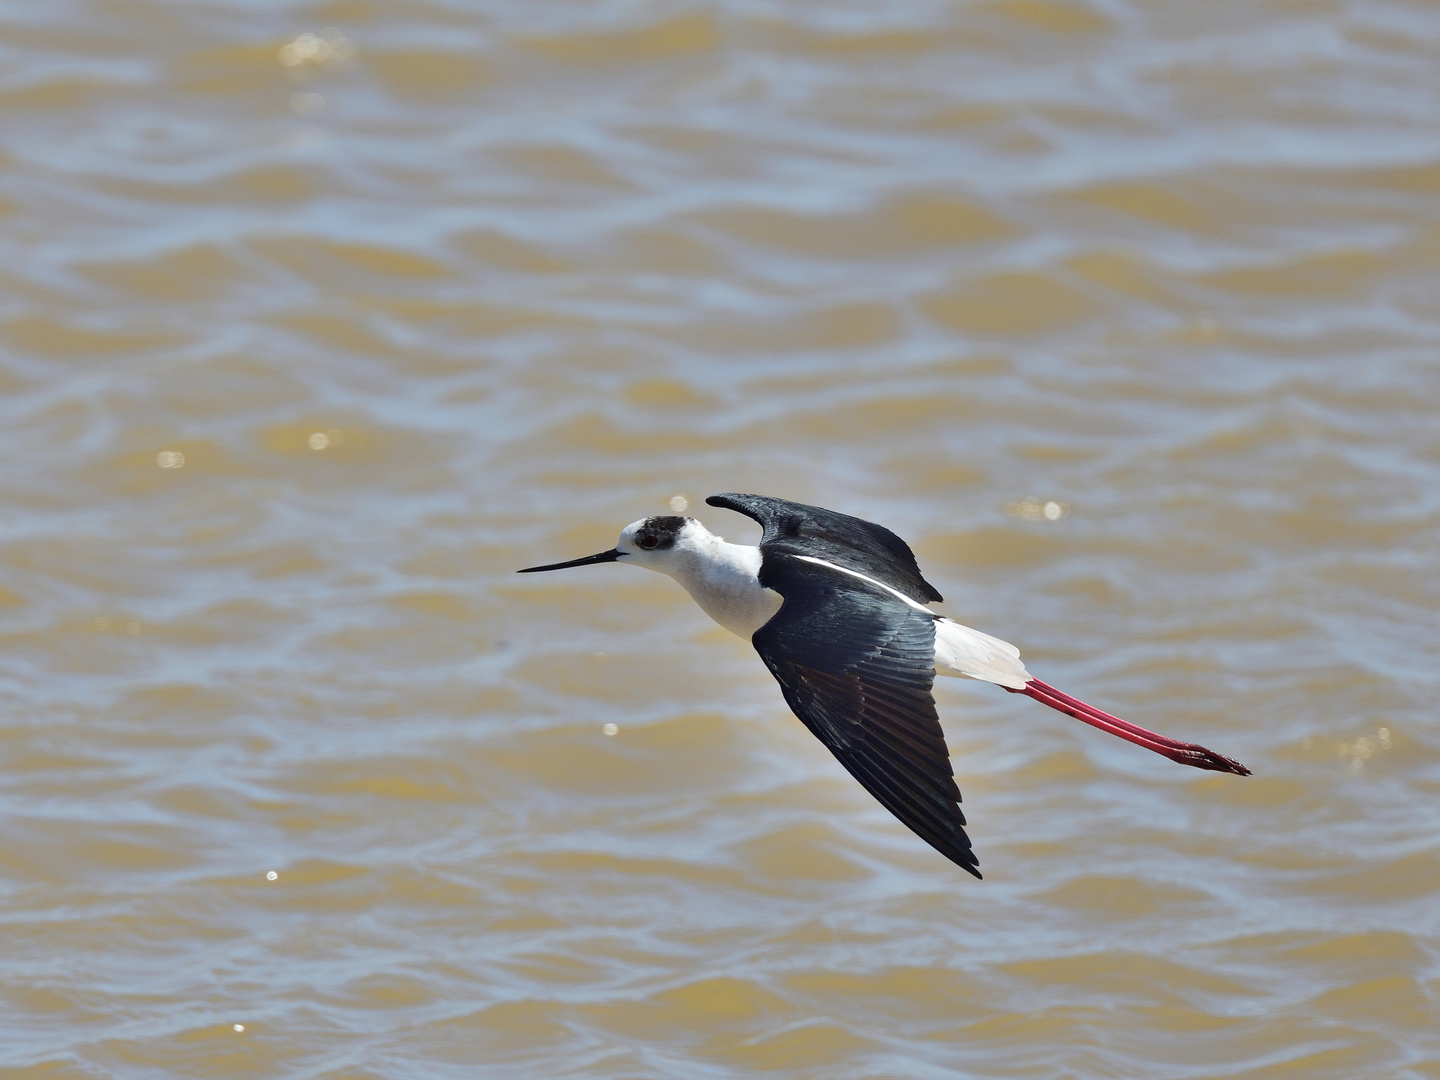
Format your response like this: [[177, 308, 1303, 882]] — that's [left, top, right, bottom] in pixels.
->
[[2, 0, 1438, 1076]]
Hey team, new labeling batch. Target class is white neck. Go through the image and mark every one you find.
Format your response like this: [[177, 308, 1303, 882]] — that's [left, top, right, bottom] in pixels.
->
[[656, 524, 782, 639]]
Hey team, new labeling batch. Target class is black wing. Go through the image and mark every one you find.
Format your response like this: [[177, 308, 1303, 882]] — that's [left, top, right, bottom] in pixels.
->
[[707, 492, 943, 605], [751, 552, 979, 877]]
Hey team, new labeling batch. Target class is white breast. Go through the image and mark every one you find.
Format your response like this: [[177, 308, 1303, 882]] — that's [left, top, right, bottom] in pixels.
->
[[675, 541, 783, 638], [658, 529, 782, 639]]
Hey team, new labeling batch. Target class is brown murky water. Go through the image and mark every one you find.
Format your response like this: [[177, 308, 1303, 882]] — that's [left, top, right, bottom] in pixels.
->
[[2, 0, 1438, 1076]]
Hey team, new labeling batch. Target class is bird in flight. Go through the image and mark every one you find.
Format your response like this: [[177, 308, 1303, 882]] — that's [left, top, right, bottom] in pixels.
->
[[519, 493, 1249, 878]]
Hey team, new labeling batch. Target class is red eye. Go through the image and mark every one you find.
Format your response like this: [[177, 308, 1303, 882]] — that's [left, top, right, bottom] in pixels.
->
[[640, 535, 658, 549]]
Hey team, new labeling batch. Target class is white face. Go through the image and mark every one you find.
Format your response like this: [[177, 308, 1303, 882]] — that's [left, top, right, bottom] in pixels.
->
[[615, 515, 697, 571], [518, 515, 708, 578]]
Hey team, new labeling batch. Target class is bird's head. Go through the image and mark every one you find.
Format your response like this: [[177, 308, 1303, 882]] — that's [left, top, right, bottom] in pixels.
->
[[518, 515, 699, 576]]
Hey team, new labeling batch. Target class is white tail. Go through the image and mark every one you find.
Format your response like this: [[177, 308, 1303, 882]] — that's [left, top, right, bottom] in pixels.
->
[[934, 618, 1031, 689]]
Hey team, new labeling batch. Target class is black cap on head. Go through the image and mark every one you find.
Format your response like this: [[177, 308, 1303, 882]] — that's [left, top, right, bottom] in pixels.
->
[[633, 515, 688, 551]]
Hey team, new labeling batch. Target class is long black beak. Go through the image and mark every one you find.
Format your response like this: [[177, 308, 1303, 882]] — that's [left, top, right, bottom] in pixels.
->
[[517, 549, 625, 573]]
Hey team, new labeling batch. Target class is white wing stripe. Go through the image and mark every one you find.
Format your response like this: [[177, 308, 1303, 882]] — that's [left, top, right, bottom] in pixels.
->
[[791, 554, 1031, 689], [792, 554, 936, 613]]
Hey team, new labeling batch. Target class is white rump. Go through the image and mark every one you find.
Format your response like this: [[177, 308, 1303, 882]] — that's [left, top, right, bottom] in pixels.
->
[[934, 618, 1031, 690]]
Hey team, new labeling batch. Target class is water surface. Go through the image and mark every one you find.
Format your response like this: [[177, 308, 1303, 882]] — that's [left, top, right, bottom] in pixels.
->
[[1, 0, 1438, 1076]]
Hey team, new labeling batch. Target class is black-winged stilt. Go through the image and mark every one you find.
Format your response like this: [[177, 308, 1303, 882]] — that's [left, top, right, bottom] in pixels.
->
[[519, 493, 1249, 878]]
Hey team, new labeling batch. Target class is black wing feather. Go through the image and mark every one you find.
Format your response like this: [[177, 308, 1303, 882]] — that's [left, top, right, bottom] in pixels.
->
[[750, 552, 979, 877], [707, 492, 943, 605]]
